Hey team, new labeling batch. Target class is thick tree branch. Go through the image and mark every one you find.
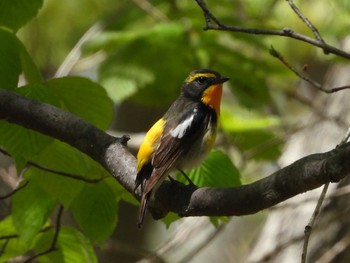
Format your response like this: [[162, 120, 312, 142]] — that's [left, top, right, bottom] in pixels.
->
[[1, 89, 350, 220]]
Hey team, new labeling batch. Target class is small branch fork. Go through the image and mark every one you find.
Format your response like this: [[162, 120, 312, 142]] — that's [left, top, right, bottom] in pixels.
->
[[195, 0, 350, 59], [0, 206, 63, 262], [24, 205, 64, 263], [301, 131, 350, 263], [196, 0, 350, 94], [286, 0, 326, 49]]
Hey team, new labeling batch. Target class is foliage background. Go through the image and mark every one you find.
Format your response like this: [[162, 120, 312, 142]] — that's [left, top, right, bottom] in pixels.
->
[[0, 0, 349, 262]]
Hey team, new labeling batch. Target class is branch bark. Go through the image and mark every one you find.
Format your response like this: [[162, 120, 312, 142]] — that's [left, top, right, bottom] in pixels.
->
[[1, 89, 350, 220]]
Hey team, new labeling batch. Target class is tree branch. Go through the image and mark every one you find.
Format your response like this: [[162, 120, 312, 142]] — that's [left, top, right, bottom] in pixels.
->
[[195, 0, 350, 60], [1, 89, 350, 220], [0, 180, 29, 200], [301, 182, 329, 263], [269, 46, 350, 93], [286, 0, 326, 48], [24, 205, 63, 263], [0, 148, 107, 184]]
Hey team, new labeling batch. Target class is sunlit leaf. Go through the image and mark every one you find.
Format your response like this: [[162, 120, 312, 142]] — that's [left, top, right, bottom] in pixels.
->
[[184, 150, 241, 187], [99, 64, 154, 103], [0, 237, 31, 262], [12, 180, 56, 241], [161, 213, 181, 229], [34, 227, 97, 263], [221, 107, 280, 132], [210, 216, 229, 227]]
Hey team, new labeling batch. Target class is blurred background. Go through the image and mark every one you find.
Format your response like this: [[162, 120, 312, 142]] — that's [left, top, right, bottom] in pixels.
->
[[1, 0, 350, 262]]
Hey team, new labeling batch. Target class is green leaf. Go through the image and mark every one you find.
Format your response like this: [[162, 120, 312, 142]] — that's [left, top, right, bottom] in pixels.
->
[[161, 213, 180, 229], [228, 74, 272, 109], [0, 238, 31, 263], [210, 216, 229, 227], [221, 107, 282, 160], [0, 216, 32, 262], [33, 229, 64, 263], [0, 29, 21, 89], [0, 216, 17, 236], [16, 83, 61, 106], [98, 23, 194, 106], [46, 77, 113, 130], [185, 150, 241, 187], [0, 0, 43, 32], [231, 130, 282, 160], [104, 176, 137, 205], [34, 227, 97, 263], [0, 84, 60, 165], [99, 64, 154, 103], [59, 227, 97, 263], [0, 121, 53, 166], [12, 180, 57, 241], [70, 181, 118, 243], [29, 140, 101, 207], [19, 42, 43, 84], [221, 107, 280, 132]]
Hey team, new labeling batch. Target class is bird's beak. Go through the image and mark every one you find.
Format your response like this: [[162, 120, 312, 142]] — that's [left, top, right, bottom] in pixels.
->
[[214, 76, 230, 84]]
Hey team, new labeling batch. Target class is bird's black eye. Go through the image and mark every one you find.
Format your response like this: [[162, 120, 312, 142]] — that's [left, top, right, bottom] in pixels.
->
[[196, 76, 207, 84]]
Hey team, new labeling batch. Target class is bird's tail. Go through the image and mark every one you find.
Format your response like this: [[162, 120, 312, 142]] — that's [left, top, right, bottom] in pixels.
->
[[137, 192, 151, 228]]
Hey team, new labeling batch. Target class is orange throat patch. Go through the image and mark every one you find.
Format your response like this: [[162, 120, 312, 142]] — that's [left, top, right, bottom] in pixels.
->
[[201, 84, 223, 114]]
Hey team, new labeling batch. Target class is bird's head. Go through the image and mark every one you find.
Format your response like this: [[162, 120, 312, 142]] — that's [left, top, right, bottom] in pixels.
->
[[182, 69, 229, 114]]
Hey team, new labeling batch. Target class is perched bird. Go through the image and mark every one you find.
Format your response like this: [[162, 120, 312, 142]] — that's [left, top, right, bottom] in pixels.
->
[[135, 69, 229, 228]]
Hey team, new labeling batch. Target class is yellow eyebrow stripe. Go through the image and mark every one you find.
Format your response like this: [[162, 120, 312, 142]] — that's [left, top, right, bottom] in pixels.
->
[[185, 73, 216, 84]]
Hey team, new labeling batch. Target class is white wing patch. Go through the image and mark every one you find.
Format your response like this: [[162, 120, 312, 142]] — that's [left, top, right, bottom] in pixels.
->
[[170, 115, 194, 139]]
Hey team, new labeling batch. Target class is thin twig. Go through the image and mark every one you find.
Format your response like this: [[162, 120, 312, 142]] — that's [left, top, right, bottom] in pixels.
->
[[0, 227, 51, 241], [24, 205, 64, 263], [269, 46, 350, 93], [301, 123, 350, 262], [301, 182, 330, 263], [0, 180, 29, 200], [0, 148, 107, 184], [28, 162, 108, 183], [0, 239, 10, 257], [0, 234, 19, 241], [286, 0, 326, 48], [195, 0, 350, 60]]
